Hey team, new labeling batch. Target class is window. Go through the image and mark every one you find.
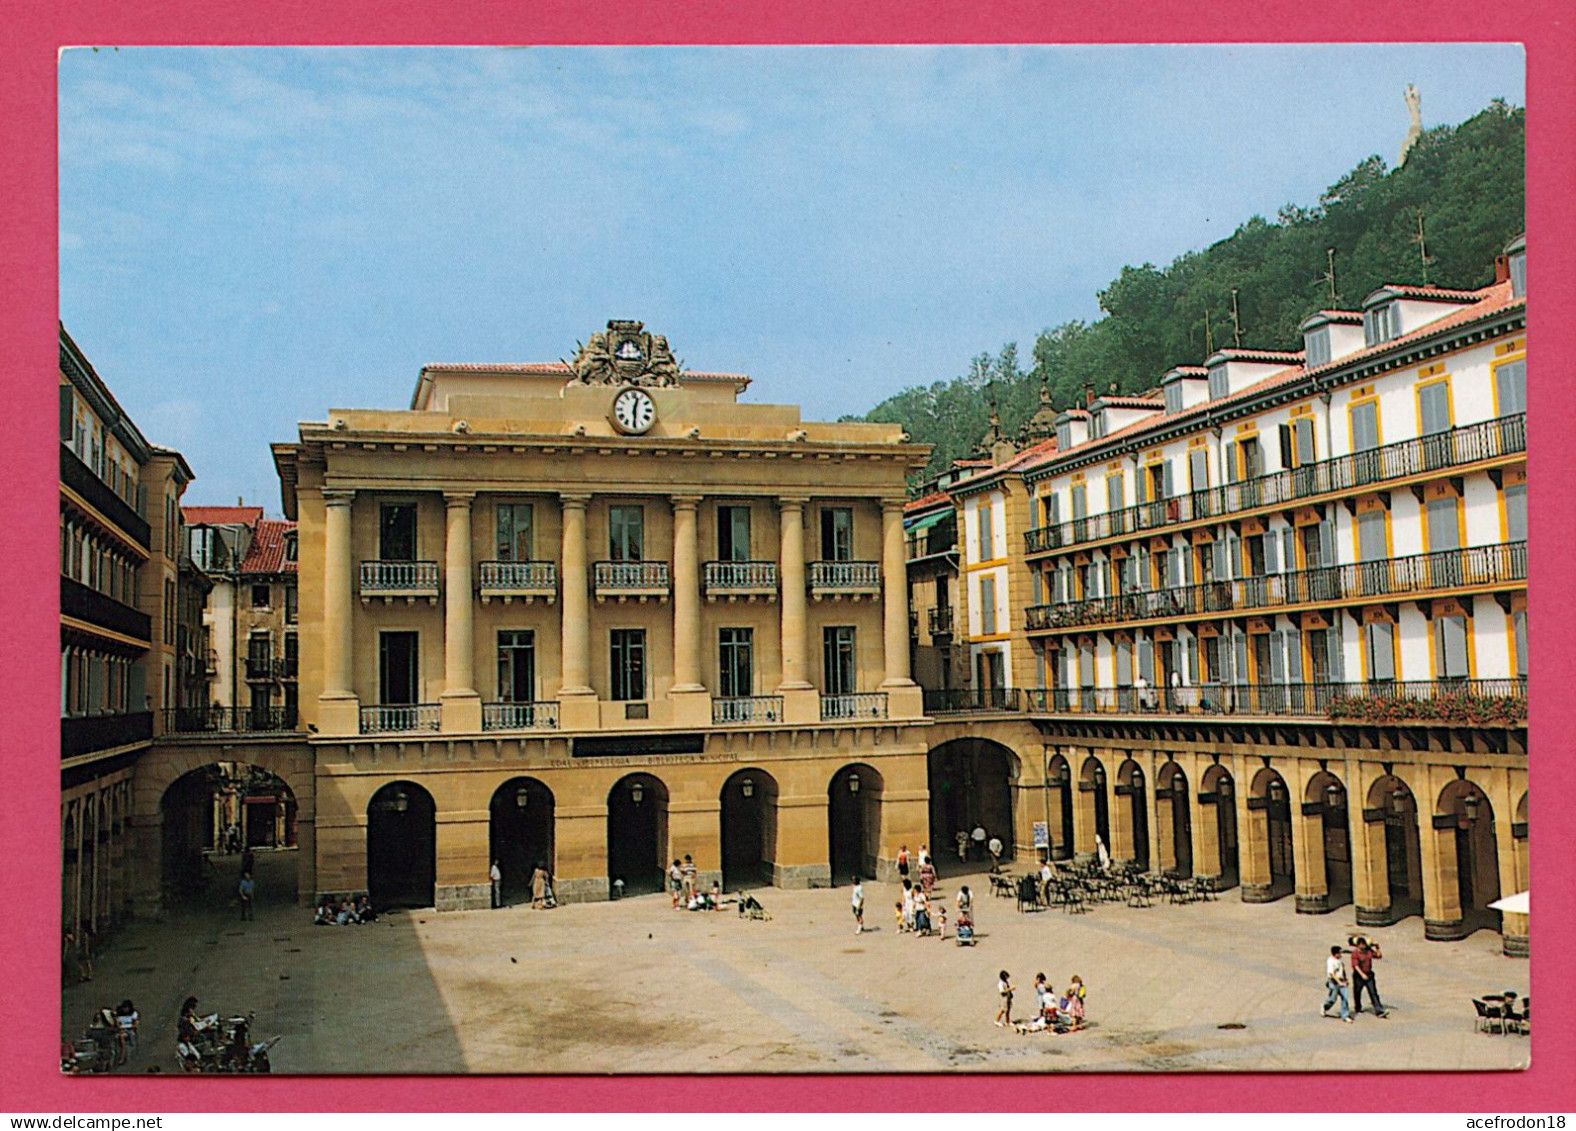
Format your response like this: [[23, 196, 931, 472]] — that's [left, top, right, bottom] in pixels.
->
[[1304, 328, 1331, 368], [1056, 422, 1072, 449], [719, 628, 753, 697], [163, 579, 175, 644], [284, 583, 298, 624], [1279, 417, 1317, 468], [1089, 412, 1106, 440], [610, 629, 646, 700], [1417, 381, 1452, 435], [1425, 496, 1460, 552], [718, 506, 751, 561], [283, 632, 298, 678], [1077, 641, 1095, 689], [979, 575, 997, 635], [1070, 484, 1087, 521], [1504, 483, 1527, 542], [822, 626, 856, 696], [1511, 609, 1527, 675], [247, 632, 271, 679], [379, 503, 417, 561], [1239, 436, 1264, 479], [378, 632, 419, 704], [1201, 635, 1224, 683], [251, 583, 271, 608], [284, 533, 298, 562], [1363, 303, 1401, 346], [1433, 614, 1471, 680], [1041, 492, 1060, 528], [1509, 250, 1526, 298], [821, 507, 853, 561], [497, 630, 536, 702], [608, 505, 644, 561], [1164, 383, 1183, 414], [977, 503, 995, 560], [1207, 365, 1230, 401], [496, 503, 534, 561], [1115, 639, 1132, 687], [1350, 401, 1380, 452], [1494, 358, 1526, 417], [1357, 509, 1388, 561], [1188, 448, 1209, 493], [1105, 473, 1124, 514]]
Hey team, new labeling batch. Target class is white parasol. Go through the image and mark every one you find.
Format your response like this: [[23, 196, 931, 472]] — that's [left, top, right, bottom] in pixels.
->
[[1488, 890, 1529, 914]]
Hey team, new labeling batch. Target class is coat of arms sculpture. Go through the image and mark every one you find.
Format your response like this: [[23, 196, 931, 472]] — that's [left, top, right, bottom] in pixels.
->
[[569, 320, 682, 387]]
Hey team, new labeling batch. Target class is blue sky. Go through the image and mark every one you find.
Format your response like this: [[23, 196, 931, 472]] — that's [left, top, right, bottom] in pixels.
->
[[58, 45, 1524, 511]]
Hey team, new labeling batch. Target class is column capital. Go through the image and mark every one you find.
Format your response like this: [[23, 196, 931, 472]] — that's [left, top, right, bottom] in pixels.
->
[[444, 490, 477, 507], [560, 493, 592, 509], [670, 495, 703, 510], [881, 497, 909, 515], [321, 488, 356, 506], [778, 495, 810, 510]]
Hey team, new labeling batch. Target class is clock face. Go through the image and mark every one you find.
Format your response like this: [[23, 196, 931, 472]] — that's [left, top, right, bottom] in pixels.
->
[[612, 387, 657, 434]]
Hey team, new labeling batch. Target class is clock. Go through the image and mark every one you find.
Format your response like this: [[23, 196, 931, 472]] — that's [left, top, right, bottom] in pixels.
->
[[611, 387, 657, 435]]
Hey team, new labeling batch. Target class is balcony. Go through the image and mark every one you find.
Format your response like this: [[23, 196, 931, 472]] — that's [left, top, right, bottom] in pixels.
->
[[60, 446, 151, 548], [593, 560, 670, 602], [61, 711, 153, 759], [161, 706, 300, 734], [360, 560, 440, 604], [1023, 678, 1526, 724], [923, 687, 1021, 715], [482, 701, 560, 731], [360, 703, 441, 734], [703, 560, 778, 600], [713, 695, 785, 725], [808, 560, 882, 600], [244, 656, 297, 681], [479, 560, 557, 605], [1023, 414, 1527, 558], [820, 692, 888, 720], [928, 606, 955, 636], [1024, 541, 1526, 633], [60, 577, 152, 643]]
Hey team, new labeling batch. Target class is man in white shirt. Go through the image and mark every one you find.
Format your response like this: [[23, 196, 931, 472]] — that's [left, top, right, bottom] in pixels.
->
[[1039, 861, 1055, 904], [489, 860, 502, 909], [1322, 945, 1354, 1023], [971, 825, 986, 862], [851, 878, 865, 934]]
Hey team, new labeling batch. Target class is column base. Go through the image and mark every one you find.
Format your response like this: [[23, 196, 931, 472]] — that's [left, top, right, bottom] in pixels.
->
[[440, 692, 482, 733], [1241, 883, 1278, 904], [316, 694, 362, 737], [872, 856, 900, 883], [779, 686, 821, 724], [435, 882, 491, 912], [554, 876, 609, 904], [1424, 917, 1469, 941], [1295, 892, 1332, 915], [1356, 904, 1396, 927], [772, 862, 831, 889], [557, 691, 600, 731]]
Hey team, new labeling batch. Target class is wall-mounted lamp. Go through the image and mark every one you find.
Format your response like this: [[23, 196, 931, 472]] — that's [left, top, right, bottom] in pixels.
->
[[848, 773, 861, 795], [631, 781, 645, 806], [515, 786, 529, 809], [1462, 792, 1480, 821], [741, 777, 755, 799]]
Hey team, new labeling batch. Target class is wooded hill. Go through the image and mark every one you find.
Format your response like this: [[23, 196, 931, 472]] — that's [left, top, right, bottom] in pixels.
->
[[859, 101, 1525, 481]]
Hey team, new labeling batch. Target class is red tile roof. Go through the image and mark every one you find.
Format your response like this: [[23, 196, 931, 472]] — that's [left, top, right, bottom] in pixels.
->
[[1377, 284, 1483, 303], [239, 519, 297, 575], [183, 506, 263, 526], [1096, 396, 1164, 409], [1212, 349, 1305, 364], [905, 491, 952, 512]]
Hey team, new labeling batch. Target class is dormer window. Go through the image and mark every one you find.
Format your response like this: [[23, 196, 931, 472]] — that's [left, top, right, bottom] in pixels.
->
[[1363, 303, 1401, 347], [1303, 327, 1331, 368], [1509, 249, 1526, 299], [284, 533, 298, 562], [1089, 411, 1106, 440], [1056, 422, 1072, 449], [1164, 383, 1184, 414], [1207, 364, 1230, 401]]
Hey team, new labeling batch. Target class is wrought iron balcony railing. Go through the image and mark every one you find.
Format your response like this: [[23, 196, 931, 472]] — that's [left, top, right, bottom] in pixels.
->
[[808, 561, 882, 591], [161, 706, 300, 734], [360, 560, 440, 593], [820, 692, 888, 720], [703, 560, 778, 595], [1024, 541, 1525, 633], [1024, 414, 1526, 556], [61, 711, 153, 758], [481, 701, 560, 730], [1022, 678, 1526, 723], [712, 696, 785, 724], [923, 687, 1021, 715], [927, 606, 955, 635], [359, 703, 441, 734]]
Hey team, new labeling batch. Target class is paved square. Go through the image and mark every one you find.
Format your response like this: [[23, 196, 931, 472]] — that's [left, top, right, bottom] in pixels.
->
[[61, 851, 1529, 1074]]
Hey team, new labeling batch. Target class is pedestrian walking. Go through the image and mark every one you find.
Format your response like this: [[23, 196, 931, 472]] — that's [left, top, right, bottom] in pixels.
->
[[954, 829, 969, 863], [489, 860, 502, 908], [531, 863, 549, 909], [901, 879, 915, 933], [971, 825, 987, 862], [956, 884, 973, 919], [238, 871, 255, 921], [897, 844, 910, 881], [1321, 944, 1353, 1023], [668, 860, 684, 909], [913, 887, 931, 935], [918, 844, 930, 869], [995, 970, 1015, 1027], [988, 835, 1004, 873], [241, 847, 256, 876], [1095, 833, 1111, 872], [1349, 936, 1389, 1017], [851, 877, 865, 934]]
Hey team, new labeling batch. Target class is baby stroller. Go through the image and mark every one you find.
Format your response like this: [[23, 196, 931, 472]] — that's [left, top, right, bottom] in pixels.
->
[[955, 912, 976, 946], [737, 892, 772, 921]]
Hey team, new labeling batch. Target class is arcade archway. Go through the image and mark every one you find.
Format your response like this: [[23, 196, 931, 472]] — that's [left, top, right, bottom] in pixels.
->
[[1304, 770, 1352, 913], [608, 773, 669, 896], [1116, 759, 1151, 872], [489, 777, 555, 906], [1045, 753, 1075, 861], [1434, 780, 1501, 938], [1248, 767, 1294, 902], [720, 768, 779, 891], [160, 763, 300, 905], [1200, 764, 1239, 889], [1156, 761, 1192, 877], [367, 781, 436, 911], [1080, 756, 1110, 860], [927, 738, 1018, 871], [1362, 774, 1421, 925], [829, 763, 884, 884]]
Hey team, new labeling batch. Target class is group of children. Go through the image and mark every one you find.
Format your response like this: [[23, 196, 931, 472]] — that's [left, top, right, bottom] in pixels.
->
[[996, 971, 1087, 1034], [313, 893, 375, 925]]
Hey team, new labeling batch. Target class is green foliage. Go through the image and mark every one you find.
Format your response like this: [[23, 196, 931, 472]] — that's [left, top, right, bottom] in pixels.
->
[[864, 102, 1525, 480]]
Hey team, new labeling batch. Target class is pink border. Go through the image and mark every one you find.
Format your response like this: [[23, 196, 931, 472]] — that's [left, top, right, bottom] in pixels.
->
[[3, 0, 1573, 1113]]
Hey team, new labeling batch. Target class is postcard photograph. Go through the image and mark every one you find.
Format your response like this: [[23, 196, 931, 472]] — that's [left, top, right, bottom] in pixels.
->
[[55, 44, 1530, 1075]]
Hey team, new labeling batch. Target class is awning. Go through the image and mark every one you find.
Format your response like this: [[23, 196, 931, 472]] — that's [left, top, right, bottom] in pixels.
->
[[904, 511, 949, 533], [1488, 891, 1529, 915]]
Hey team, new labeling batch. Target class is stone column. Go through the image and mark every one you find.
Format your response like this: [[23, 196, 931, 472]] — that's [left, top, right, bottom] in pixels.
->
[[558, 494, 597, 729], [1293, 760, 1330, 914], [777, 497, 817, 723], [669, 497, 709, 726], [879, 498, 923, 718], [318, 489, 360, 735], [441, 492, 482, 732]]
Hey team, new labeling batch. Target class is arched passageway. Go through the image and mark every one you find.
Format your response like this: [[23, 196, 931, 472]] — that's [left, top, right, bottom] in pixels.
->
[[489, 777, 555, 906], [607, 773, 669, 896], [1199, 765, 1239, 889], [1247, 767, 1294, 902], [927, 739, 1018, 871], [160, 763, 300, 906], [1360, 775, 1422, 925], [1115, 759, 1151, 871], [1432, 780, 1501, 939], [720, 768, 779, 891], [1157, 762, 1192, 877], [367, 781, 436, 911], [828, 763, 884, 884], [1045, 753, 1075, 861], [1080, 757, 1110, 860], [1304, 770, 1352, 913]]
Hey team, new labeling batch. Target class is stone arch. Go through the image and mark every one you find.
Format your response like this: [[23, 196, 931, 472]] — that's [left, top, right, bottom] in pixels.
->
[[1299, 769, 1353, 914], [719, 767, 780, 892], [926, 737, 1020, 871], [1429, 779, 1502, 940], [1045, 752, 1075, 861], [1156, 760, 1192, 877], [829, 762, 884, 884], [1244, 766, 1293, 902], [1199, 762, 1239, 889], [488, 777, 556, 906], [608, 772, 670, 897], [1114, 758, 1150, 872], [1358, 774, 1422, 926], [1079, 755, 1110, 858], [367, 780, 437, 910]]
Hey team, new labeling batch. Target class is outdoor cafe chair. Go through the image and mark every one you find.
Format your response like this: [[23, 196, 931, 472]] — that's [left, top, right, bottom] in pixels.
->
[[1472, 998, 1505, 1035]]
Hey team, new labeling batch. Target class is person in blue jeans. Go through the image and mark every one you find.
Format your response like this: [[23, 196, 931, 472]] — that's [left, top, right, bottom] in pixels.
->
[[1322, 945, 1353, 1023]]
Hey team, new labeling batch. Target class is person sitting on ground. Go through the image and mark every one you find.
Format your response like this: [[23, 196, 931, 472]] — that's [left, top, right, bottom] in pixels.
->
[[709, 881, 722, 910], [354, 893, 375, 922], [1058, 976, 1087, 1030], [314, 895, 336, 925], [114, 999, 139, 1064]]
